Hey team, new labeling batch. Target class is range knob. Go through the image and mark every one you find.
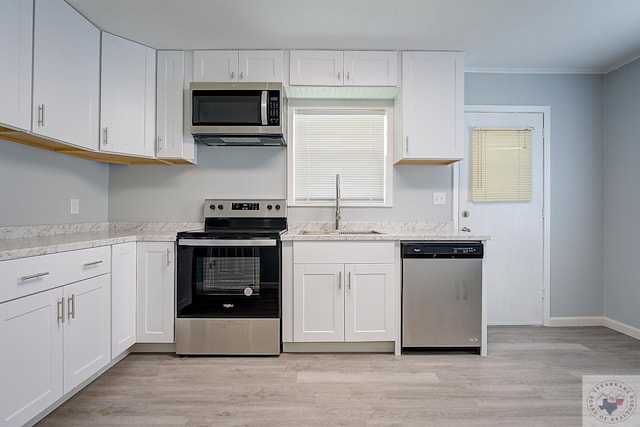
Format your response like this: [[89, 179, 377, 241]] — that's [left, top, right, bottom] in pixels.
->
[[217, 204, 224, 210], [267, 204, 273, 210], [275, 204, 281, 210], [209, 204, 216, 210]]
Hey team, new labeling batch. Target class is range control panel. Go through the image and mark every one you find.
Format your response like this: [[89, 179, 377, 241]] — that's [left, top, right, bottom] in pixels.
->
[[204, 199, 287, 218]]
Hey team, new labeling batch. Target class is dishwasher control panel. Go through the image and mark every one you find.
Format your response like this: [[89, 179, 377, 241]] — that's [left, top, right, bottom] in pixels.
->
[[402, 242, 484, 258]]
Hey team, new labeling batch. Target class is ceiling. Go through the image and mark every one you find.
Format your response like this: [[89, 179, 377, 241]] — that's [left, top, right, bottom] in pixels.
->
[[65, 0, 640, 74]]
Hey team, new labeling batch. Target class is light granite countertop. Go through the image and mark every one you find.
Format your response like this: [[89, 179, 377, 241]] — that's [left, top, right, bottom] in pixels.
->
[[0, 222, 199, 261], [0, 221, 489, 262], [282, 222, 490, 242]]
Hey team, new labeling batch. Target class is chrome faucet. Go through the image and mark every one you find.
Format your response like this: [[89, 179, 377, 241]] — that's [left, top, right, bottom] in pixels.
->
[[335, 174, 341, 230]]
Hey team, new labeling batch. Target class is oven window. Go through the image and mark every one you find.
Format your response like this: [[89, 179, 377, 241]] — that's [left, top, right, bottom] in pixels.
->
[[177, 244, 281, 318], [197, 256, 261, 296]]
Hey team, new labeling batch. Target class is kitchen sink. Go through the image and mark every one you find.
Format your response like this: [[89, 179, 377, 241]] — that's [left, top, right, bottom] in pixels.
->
[[300, 230, 385, 235]]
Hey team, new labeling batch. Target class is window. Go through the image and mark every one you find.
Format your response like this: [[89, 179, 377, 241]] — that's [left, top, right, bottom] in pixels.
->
[[289, 103, 392, 206], [471, 128, 533, 202]]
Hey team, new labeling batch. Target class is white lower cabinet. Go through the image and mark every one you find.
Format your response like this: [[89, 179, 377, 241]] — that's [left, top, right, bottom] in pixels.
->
[[292, 242, 396, 343], [136, 242, 175, 343], [0, 273, 110, 426], [0, 288, 62, 427], [62, 274, 111, 393], [111, 242, 137, 358]]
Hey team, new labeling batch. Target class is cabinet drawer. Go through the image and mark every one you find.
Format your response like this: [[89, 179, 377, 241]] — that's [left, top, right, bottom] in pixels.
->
[[293, 241, 395, 264], [0, 246, 111, 303]]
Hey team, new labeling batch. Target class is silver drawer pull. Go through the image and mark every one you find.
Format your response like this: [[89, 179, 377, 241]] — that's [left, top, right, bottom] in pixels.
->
[[20, 271, 50, 281], [83, 260, 103, 268]]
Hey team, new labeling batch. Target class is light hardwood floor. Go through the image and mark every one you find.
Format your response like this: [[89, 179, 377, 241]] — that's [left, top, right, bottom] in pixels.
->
[[36, 326, 640, 426]]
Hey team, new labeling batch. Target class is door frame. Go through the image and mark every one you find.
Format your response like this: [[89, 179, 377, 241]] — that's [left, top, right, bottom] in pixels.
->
[[453, 105, 551, 326]]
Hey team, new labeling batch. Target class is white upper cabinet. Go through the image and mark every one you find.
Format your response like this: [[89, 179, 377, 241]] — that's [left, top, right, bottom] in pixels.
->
[[0, 0, 33, 131], [100, 32, 156, 157], [193, 50, 283, 82], [290, 50, 398, 86], [32, 0, 100, 151], [156, 50, 195, 162], [343, 51, 398, 86], [396, 51, 464, 164]]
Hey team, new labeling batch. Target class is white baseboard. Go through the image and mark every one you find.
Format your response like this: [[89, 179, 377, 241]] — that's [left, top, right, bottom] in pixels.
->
[[603, 317, 640, 340], [549, 316, 640, 341], [548, 316, 605, 327], [488, 321, 544, 326]]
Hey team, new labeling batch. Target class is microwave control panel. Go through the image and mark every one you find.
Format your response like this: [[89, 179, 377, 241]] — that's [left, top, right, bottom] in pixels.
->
[[268, 91, 280, 126]]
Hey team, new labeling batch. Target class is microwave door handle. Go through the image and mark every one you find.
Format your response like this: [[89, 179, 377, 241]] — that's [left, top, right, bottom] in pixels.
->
[[261, 91, 268, 125]]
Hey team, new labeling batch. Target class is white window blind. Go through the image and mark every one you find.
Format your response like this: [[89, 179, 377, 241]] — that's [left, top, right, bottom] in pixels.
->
[[293, 109, 387, 204], [471, 128, 532, 202]]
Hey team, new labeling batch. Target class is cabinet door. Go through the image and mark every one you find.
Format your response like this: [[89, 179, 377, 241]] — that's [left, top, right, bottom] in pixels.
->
[[156, 50, 189, 160], [344, 264, 395, 341], [100, 32, 156, 157], [193, 50, 238, 82], [343, 51, 398, 86], [238, 50, 283, 82], [63, 274, 111, 393], [289, 50, 344, 86], [111, 242, 137, 358], [399, 51, 464, 161], [32, 0, 100, 150], [293, 263, 344, 342], [0, 0, 32, 131], [137, 242, 175, 343], [0, 288, 63, 427]]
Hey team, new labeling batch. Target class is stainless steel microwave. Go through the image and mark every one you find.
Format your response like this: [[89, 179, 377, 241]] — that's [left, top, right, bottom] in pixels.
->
[[190, 82, 287, 146]]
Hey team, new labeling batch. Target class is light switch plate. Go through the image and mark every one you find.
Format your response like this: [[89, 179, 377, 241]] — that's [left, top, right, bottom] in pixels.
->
[[432, 192, 446, 205], [70, 198, 79, 214]]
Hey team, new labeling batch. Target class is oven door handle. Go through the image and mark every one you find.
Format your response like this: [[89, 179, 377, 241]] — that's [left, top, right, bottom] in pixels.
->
[[178, 238, 277, 247]]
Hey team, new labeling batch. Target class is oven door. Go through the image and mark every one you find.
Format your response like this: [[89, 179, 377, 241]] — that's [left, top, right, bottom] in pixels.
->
[[176, 238, 281, 319]]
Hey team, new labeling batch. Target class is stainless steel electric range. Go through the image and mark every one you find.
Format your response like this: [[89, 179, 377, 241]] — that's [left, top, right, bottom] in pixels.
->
[[175, 199, 287, 355]]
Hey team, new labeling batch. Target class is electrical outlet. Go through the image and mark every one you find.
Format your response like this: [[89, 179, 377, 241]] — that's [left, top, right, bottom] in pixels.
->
[[70, 198, 80, 214], [432, 192, 446, 205]]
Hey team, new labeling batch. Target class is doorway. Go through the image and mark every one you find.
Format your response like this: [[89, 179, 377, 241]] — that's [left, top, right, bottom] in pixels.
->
[[455, 107, 550, 325]]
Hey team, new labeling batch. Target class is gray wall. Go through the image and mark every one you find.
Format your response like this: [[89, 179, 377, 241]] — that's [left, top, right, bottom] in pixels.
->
[[465, 73, 605, 319], [108, 146, 288, 222], [108, 142, 454, 223], [0, 139, 109, 226], [603, 58, 640, 329]]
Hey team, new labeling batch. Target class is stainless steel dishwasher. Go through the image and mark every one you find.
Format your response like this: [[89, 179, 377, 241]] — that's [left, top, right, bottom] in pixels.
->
[[402, 241, 483, 351]]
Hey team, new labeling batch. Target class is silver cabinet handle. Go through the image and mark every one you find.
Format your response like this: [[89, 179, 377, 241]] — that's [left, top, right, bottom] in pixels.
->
[[38, 104, 45, 127], [337, 71, 341, 80], [166, 248, 171, 266], [404, 136, 409, 153], [157, 135, 163, 151], [348, 272, 352, 290], [57, 298, 65, 324], [68, 294, 75, 319], [346, 71, 350, 80], [230, 71, 235, 80], [338, 271, 342, 289], [461, 227, 471, 232], [103, 127, 109, 144], [240, 71, 244, 80], [20, 271, 50, 281], [83, 260, 103, 268]]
